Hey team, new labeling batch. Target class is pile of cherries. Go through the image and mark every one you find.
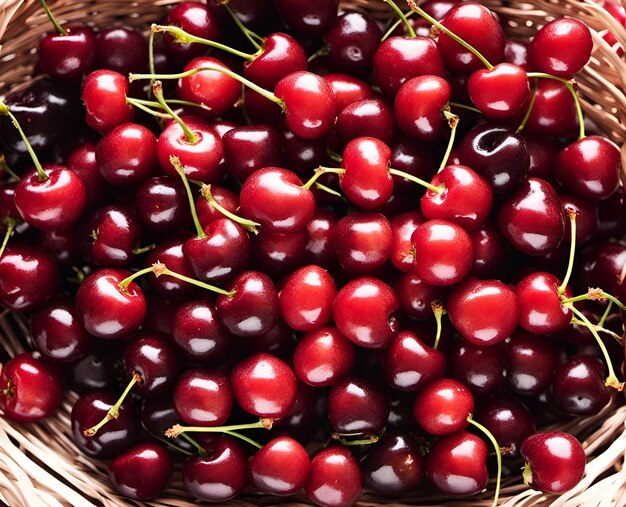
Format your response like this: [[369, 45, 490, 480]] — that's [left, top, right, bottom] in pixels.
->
[[1, 0, 626, 505]]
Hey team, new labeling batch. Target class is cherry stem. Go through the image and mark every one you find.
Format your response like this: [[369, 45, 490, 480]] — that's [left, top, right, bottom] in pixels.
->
[[522, 461, 532, 486], [0, 218, 17, 258], [598, 300, 614, 328], [140, 420, 195, 457], [563, 302, 624, 390], [314, 182, 342, 197], [331, 433, 381, 446], [201, 184, 260, 235], [179, 433, 208, 457], [516, 80, 537, 134], [526, 73, 585, 140], [302, 167, 344, 190], [561, 289, 626, 313], [0, 102, 47, 181], [124, 99, 171, 119], [131, 96, 209, 111], [558, 208, 577, 295], [326, 149, 342, 163], [39, 0, 67, 36], [223, 430, 263, 449], [384, 0, 416, 38], [389, 167, 444, 194], [569, 316, 623, 345], [220, 3, 263, 51], [406, 0, 494, 70], [152, 81, 197, 143], [165, 418, 272, 448], [0, 154, 20, 181], [83, 372, 141, 437], [467, 416, 501, 507], [170, 155, 206, 239], [132, 243, 156, 255], [307, 46, 330, 63], [129, 67, 285, 112], [431, 300, 444, 350], [381, 10, 415, 42], [148, 30, 156, 100], [438, 110, 459, 172], [152, 24, 255, 61], [158, 263, 236, 297], [449, 101, 481, 114]]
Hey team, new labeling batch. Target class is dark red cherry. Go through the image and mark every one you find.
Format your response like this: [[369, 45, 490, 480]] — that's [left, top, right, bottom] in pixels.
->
[[394, 273, 449, 320], [447, 340, 506, 396], [36, 227, 80, 267], [552, 355, 611, 416], [516, 272, 572, 334], [469, 221, 506, 277], [196, 185, 239, 228], [468, 63, 530, 119], [413, 378, 473, 435], [522, 132, 562, 180], [304, 208, 338, 268], [38, 24, 96, 83], [31, 299, 91, 363], [75, 268, 146, 339], [64, 140, 109, 206], [506, 330, 560, 396], [281, 129, 328, 177], [306, 446, 363, 507], [560, 194, 598, 244], [251, 228, 307, 278], [230, 352, 297, 419], [523, 79, 579, 137], [498, 177, 566, 255], [334, 212, 392, 273], [249, 436, 310, 495], [183, 436, 248, 502], [448, 278, 519, 345], [174, 369, 233, 425], [437, 2, 505, 74], [163, 1, 221, 60], [555, 136, 620, 201], [223, 125, 282, 182], [520, 432, 585, 493], [335, 98, 395, 147], [577, 241, 626, 297], [109, 443, 172, 500], [0, 353, 63, 423], [425, 431, 488, 495], [324, 11, 383, 76], [67, 343, 120, 394], [324, 73, 377, 112], [328, 376, 389, 434], [71, 391, 138, 458], [293, 326, 355, 387], [85, 205, 141, 266], [81, 70, 133, 133], [475, 395, 535, 453], [361, 431, 424, 496], [390, 136, 440, 193], [411, 219, 473, 286], [145, 238, 195, 297], [529, 18, 592, 78], [0, 242, 59, 312], [14, 165, 86, 231], [275, 0, 339, 36], [95, 26, 148, 75], [135, 176, 189, 232], [333, 276, 399, 349]]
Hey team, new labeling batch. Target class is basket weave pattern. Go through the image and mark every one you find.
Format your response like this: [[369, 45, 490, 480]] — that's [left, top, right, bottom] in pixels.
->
[[0, 0, 626, 506]]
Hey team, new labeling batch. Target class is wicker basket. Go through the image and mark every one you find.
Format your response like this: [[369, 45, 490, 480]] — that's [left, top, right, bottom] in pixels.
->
[[1, 0, 626, 506]]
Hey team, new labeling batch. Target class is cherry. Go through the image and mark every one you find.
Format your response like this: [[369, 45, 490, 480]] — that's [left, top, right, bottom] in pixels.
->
[[335, 98, 395, 147], [411, 219, 473, 287], [361, 431, 424, 496], [84, 205, 141, 266], [274, 382, 326, 442], [334, 212, 392, 274], [174, 369, 233, 426], [469, 221, 506, 278], [324, 11, 383, 76], [560, 195, 598, 244], [304, 208, 338, 268], [522, 132, 561, 180], [183, 435, 248, 502], [328, 376, 389, 435], [145, 238, 195, 297], [468, 63, 530, 119], [281, 129, 328, 177], [324, 73, 377, 112], [555, 135, 620, 202], [0, 242, 59, 311], [64, 140, 109, 206], [135, 176, 190, 232], [230, 352, 297, 419], [75, 268, 146, 339], [109, 443, 172, 500], [333, 276, 399, 349], [394, 75, 451, 141], [275, 0, 339, 36], [425, 430, 488, 496], [31, 298, 92, 363], [394, 273, 449, 320], [71, 391, 138, 458], [516, 272, 573, 334], [529, 18, 592, 78], [577, 241, 626, 297], [223, 125, 282, 182], [390, 211, 425, 272], [293, 326, 355, 387], [81, 70, 134, 133], [163, 2, 221, 60], [67, 344, 120, 394], [520, 432, 586, 493], [0, 353, 63, 423], [279, 264, 336, 332], [95, 27, 148, 75], [506, 330, 560, 396], [251, 228, 307, 278], [448, 340, 506, 395], [475, 395, 535, 454], [552, 355, 611, 416], [448, 278, 519, 346], [196, 184, 239, 228], [306, 446, 363, 507], [522, 78, 579, 137], [413, 378, 473, 435], [249, 436, 310, 496], [38, 24, 96, 83], [498, 177, 566, 255]]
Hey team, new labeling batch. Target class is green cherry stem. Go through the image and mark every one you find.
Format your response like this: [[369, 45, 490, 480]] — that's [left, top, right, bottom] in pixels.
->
[[381, 10, 415, 42], [132, 243, 156, 255], [152, 81, 197, 143], [561, 289, 626, 313], [0, 218, 18, 258], [83, 372, 142, 437], [331, 430, 383, 446], [129, 66, 285, 113], [152, 24, 255, 60], [558, 208, 577, 296], [569, 317, 623, 345], [147, 30, 156, 100], [307, 46, 330, 63], [180, 433, 208, 457], [438, 110, 459, 172], [223, 430, 263, 449], [0, 102, 47, 181], [449, 101, 481, 114], [598, 300, 614, 328], [384, 0, 416, 38], [431, 300, 445, 350], [388, 167, 444, 194], [165, 418, 272, 448], [0, 154, 20, 181], [314, 182, 342, 197], [564, 303, 623, 390], [124, 99, 171, 119], [170, 155, 206, 238], [406, 0, 494, 70], [467, 415, 501, 507], [516, 80, 538, 134], [201, 184, 261, 235], [39, 0, 67, 35], [526, 72, 585, 140], [220, 2, 263, 51]]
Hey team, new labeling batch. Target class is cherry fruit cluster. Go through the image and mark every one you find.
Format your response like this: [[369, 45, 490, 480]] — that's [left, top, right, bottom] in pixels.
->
[[0, 0, 625, 506]]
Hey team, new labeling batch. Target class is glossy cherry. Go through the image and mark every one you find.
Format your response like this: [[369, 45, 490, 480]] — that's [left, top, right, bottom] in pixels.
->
[[38, 24, 96, 83], [389, 211, 425, 272], [109, 443, 172, 500], [84, 205, 141, 266], [223, 125, 282, 182], [135, 176, 189, 232], [328, 376, 389, 435], [413, 378, 473, 435], [552, 355, 611, 416], [275, 0, 339, 36], [174, 369, 233, 425], [506, 330, 560, 396], [163, 1, 221, 60], [95, 26, 148, 75], [81, 70, 133, 133], [324, 73, 377, 112], [468, 63, 530, 119], [475, 395, 535, 453], [306, 446, 363, 507], [516, 272, 572, 334], [334, 212, 392, 273]]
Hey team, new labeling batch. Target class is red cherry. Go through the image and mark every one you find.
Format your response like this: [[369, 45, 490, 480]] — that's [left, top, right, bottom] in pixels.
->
[[81, 70, 133, 133], [515, 272, 573, 334], [468, 63, 530, 119], [163, 1, 221, 60], [328, 376, 389, 434], [413, 378, 473, 435], [306, 446, 363, 507], [334, 212, 392, 273], [174, 369, 233, 426], [38, 24, 96, 83]]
